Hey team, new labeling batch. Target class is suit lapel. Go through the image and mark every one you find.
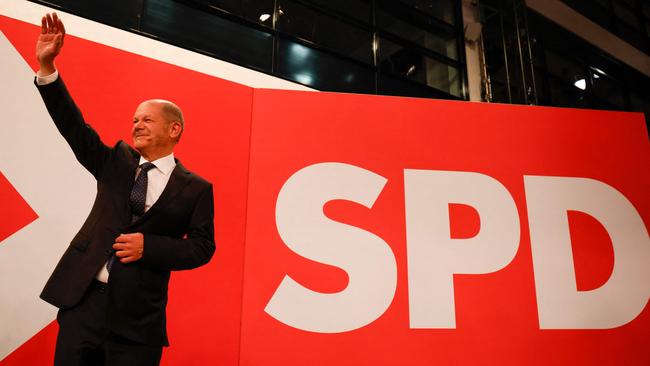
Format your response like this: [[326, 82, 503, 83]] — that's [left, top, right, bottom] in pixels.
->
[[128, 160, 191, 227]]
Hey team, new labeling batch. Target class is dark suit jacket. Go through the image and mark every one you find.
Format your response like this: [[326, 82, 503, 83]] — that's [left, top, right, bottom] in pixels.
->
[[35, 76, 215, 347]]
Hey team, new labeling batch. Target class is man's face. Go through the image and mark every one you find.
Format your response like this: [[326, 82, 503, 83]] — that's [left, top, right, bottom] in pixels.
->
[[132, 101, 173, 154]]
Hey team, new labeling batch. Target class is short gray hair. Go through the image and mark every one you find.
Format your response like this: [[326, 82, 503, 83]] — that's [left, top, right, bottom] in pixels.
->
[[146, 99, 184, 142]]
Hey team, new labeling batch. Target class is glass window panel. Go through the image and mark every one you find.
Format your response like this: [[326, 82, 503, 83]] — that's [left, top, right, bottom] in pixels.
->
[[303, 0, 372, 24], [379, 73, 453, 99], [530, 37, 545, 68], [533, 67, 549, 104], [379, 38, 460, 97], [594, 0, 610, 9], [42, 0, 143, 29], [196, 0, 275, 27], [278, 0, 373, 64], [489, 79, 511, 104], [396, 0, 455, 25], [629, 92, 649, 113], [142, 0, 273, 71], [549, 78, 588, 108], [586, 5, 613, 27], [276, 38, 375, 93], [590, 72, 625, 107], [544, 50, 587, 89], [376, 9, 458, 60], [614, 2, 641, 29], [619, 0, 636, 9], [615, 21, 647, 50], [644, 2, 650, 17]]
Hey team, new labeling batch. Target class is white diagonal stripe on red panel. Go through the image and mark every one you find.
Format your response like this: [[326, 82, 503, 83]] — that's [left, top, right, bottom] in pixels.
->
[[0, 32, 95, 361]]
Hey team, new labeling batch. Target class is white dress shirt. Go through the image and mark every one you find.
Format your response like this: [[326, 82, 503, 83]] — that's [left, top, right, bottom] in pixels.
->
[[36, 69, 177, 282]]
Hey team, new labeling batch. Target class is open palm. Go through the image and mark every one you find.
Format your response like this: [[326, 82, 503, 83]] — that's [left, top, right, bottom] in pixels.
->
[[36, 13, 65, 67]]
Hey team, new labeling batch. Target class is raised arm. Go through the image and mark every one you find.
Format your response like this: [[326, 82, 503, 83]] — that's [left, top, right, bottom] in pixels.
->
[[34, 13, 112, 178]]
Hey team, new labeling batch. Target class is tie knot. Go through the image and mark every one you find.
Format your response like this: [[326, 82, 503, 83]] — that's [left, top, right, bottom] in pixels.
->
[[140, 162, 156, 172]]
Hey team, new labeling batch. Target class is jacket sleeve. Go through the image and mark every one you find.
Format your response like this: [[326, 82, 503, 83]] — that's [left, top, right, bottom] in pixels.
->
[[140, 183, 216, 271], [35, 75, 111, 179]]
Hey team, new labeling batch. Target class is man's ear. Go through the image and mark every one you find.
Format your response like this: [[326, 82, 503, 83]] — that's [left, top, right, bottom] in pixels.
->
[[169, 121, 182, 140]]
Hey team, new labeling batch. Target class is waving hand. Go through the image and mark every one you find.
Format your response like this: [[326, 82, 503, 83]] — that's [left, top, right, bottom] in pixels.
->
[[36, 13, 65, 76]]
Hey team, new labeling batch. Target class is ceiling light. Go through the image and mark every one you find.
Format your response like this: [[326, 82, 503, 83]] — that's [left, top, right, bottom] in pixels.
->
[[592, 67, 606, 76], [574, 78, 586, 90], [406, 65, 416, 76], [259, 13, 271, 22]]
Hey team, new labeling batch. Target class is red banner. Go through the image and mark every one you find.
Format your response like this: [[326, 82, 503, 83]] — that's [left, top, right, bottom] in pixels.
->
[[240, 89, 649, 365]]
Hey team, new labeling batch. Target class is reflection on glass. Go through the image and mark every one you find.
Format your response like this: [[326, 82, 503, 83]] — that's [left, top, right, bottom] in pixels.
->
[[277, 38, 375, 93], [590, 71, 624, 107], [290, 42, 311, 60], [40, 0, 143, 29], [278, 0, 373, 64], [549, 79, 588, 108], [294, 73, 314, 85], [379, 38, 460, 96], [143, 0, 273, 71], [395, 0, 455, 24], [377, 8, 458, 60], [200, 0, 275, 26], [545, 50, 586, 88], [304, 0, 372, 23]]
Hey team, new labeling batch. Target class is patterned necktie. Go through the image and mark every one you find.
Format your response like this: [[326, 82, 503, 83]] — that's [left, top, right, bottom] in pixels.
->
[[130, 162, 156, 223], [107, 162, 156, 273]]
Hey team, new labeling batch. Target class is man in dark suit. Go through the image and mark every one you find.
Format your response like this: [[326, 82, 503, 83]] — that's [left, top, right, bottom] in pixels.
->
[[35, 13, 215, 366]]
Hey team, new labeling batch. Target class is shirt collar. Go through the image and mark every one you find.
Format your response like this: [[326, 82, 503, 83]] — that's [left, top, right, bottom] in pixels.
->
[[139, 152, 176, 176]]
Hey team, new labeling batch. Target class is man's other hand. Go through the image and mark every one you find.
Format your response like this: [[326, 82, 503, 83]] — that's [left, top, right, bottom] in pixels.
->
[[113, 233, 145, 263], [36, 13, 65, 76]]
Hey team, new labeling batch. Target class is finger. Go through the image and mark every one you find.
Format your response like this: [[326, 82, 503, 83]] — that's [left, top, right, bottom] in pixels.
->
[[58, 18, 66, 44], [46, 13, 53, 33], [121, 233, 140, 242], [115, 250, 132, 258], [58, 17, 66, 35], [113, 243, 128, 250], [52, 13, 59, 33], [115, 234, 130, 242], [41, 16, 47, 34], [121, 255, 139, 264]]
